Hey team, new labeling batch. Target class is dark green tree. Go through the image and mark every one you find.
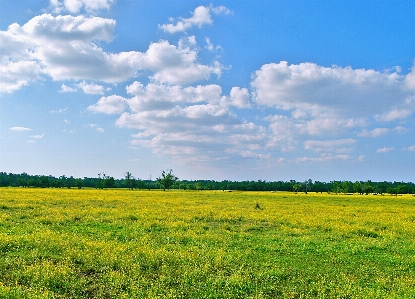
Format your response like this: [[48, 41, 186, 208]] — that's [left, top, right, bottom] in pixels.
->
[[353, 181, 363, 194], [75, 178, 83, 189], [157, 169, 178, 191]]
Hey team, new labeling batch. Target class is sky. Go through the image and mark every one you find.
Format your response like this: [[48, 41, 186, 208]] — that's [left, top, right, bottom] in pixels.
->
[[1, 0, 414, 182]]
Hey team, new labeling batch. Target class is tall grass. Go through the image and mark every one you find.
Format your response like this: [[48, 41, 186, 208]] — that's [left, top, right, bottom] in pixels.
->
[[0, 188, 414, 298]]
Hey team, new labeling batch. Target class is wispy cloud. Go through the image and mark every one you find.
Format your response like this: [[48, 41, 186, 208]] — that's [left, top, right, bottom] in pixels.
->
[[358, 128, 390, 137], [376, 147, 394, 153], [159, 5, 232, 34], [50, 107, 67, 113], [49, 0, 115, 14], [10, 126, 32, 131]]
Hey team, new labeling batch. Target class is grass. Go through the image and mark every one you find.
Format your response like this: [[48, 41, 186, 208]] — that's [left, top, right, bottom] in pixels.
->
[[0, 188, 414, 298]]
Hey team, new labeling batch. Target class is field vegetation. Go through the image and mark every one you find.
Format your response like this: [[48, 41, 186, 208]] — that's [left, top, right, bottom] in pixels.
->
[[0, 188, 414, 298]]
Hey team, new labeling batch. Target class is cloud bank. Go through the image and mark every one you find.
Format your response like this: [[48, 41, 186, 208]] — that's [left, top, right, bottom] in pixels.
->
[[1, 2, 414, 174]]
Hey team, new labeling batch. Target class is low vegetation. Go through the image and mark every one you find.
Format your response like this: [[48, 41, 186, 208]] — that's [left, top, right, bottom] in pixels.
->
[[0, 188, 414, 298]]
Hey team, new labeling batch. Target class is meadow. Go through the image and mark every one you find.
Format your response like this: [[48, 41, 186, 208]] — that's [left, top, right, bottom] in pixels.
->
[[0, 188, 414, 298]]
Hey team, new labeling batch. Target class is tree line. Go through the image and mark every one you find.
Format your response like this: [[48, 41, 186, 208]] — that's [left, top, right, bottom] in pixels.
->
[[1, 171, 414, 195]]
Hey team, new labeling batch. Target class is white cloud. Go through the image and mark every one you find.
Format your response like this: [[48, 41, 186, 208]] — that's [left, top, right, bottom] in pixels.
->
[[407, 145, 415, 151], [293, 154, 350, 163], [87, 95, 127, 114], [394, 126, 409, 134], [374, 108, 412, 122], [0, 14, 142, 91], [10, 126, 32, 131], [304, 138, 357, 153], [31, 134, 44, 139], [358, 128, 390, 137], [50, 0, 115, 14], [210, 5, 232, 15], [377, 147, 394, 153], [159, 5, 231, 34], [226, 87, 251, 109], [59, 84, 77, 92], [125, 81, 224, 111], [251, 61, 408, 117], [76, 81, 106, 94], [141, 40, 222, 85], [1, 15, 223, 93], [405, 63, 415, 90], [50, 107, 67, 113], [205, 37, 221, 52], [0, 60, 44, 93], [249, 61, 415, 150]]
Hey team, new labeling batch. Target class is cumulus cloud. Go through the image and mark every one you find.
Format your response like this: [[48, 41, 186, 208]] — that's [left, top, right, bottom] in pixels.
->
[[226, 87, 251, 109], [250, 61, 415, 156], [10, 126, 32, 131], [407, 145, 415, 151], [0, 14, 141, 90], [126, 81, 224, 112], [0, 25, 43, 93], [141, 39, 222, 85], [104, 81, 267, 163], [31, 134, 44, 139], [88, 95, 127, 114], [251, 61, 408, 117], [59, 84, 77, 92], [76, 81, 107, 94], [1, 15, 222, 93], [405, 63, 415, 90], [159, 5, 232, 34]]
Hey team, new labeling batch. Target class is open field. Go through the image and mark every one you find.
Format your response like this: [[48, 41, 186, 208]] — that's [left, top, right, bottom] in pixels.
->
[[0, 188, 414, 298]]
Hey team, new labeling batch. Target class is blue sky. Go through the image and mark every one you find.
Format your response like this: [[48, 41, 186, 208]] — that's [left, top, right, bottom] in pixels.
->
[[1, 0, 414, 182]]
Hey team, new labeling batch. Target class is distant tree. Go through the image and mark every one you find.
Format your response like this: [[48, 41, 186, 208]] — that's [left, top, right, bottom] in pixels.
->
[[397, 184, 410, 194], [157, 169, 178, 191], [105, 176, 115, 188], [97, 173, 114, 189], [304, 179, 313, 194], [387, 187, 398, 196], [293, 183, 302, 193], [353, 181, 363, 194], [341, 181, 353, 193], [67, 176, 74, 188], [125, 172, 134, 190], [97, 173, 104, 189], [75, 178, 83, 189], [363, 181, 373, 195], [40, 176, 50, 188]]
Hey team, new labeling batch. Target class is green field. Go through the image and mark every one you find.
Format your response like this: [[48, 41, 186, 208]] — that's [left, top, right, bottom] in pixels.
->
[[0, 188, 414, 298]]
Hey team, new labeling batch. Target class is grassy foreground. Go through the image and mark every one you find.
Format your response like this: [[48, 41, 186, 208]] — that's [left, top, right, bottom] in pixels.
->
[[0, 188, 414, 298]]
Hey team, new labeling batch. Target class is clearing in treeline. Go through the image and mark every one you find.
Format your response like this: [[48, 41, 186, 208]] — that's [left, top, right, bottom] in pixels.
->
[[0, 188, 414, 298]]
